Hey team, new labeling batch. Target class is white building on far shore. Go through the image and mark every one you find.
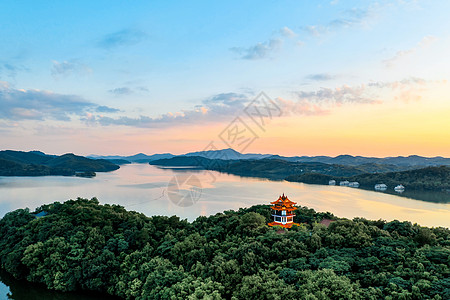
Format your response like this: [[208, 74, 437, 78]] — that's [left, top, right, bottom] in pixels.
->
[[375, 183, 387, 191], [349, 182, 360, 188]]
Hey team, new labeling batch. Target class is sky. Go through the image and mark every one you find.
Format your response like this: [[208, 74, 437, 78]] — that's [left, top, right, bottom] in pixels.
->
[[1, 0, 449, 157]]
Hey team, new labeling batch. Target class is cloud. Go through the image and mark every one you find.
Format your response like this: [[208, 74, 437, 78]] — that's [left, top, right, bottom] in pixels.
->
[[294, 84, 380, 105], [230, 26, 299, 60], [80, 77, 439, 128], [367, 77, 427, 89], [137, 86, 150, 92], [382, 36, 437, 68], [367, 77, 438, 103], [108, 86, 150, 96], [302, 6, 375, 37], [303, 25, 328, 37], [305, 73, 337, 81], [91, 93, 250, 127], [275, 97, 329, 116], [331, 7, 371, 28], [108, 87, 133, 96], [279, 26, 297, 37], [294, 77, 435, 106], [97, 29, 146, 49], [0, 83, 118, 121], [88, 89, 340, 128], [0, 62, 28, 79], [96, 106, 121, 113], [51, 60, 91, 78], [231, 38, 283, 60]]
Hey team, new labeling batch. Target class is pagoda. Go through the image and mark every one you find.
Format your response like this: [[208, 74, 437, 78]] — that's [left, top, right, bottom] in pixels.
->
[[268, 193, 299, 228]]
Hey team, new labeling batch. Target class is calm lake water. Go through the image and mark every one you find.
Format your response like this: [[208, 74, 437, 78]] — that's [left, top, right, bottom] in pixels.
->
[[0, 163, 449, 299], [0, 164, 449, 227]]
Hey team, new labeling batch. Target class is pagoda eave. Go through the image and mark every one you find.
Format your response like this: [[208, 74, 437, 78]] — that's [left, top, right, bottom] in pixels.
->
[[268, 222, 300, 228], [270, 206, 297, 211]]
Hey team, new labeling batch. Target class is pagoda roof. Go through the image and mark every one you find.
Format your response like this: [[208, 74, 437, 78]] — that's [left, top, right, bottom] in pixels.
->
[[270, 193, 297, 205]]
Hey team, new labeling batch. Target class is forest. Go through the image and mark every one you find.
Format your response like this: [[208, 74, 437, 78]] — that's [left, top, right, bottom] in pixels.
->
[[149, 156, 410, 180], [0, 198, 448, 299], [0, 151, 119, 176], [286, 166, 450, 192]]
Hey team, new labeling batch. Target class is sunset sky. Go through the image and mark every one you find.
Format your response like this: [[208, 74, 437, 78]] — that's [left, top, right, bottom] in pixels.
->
[[1, 0, 449, 157]]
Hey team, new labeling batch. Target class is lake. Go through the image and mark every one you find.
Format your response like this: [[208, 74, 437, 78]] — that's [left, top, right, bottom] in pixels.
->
[[0, 163, 449, 227], [0, 163, 449, 299]]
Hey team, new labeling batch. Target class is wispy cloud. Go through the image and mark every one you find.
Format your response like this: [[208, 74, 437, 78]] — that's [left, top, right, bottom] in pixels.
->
[[294, 84, 380, 105], [51, 60, 91, 79], [108, 87, 133, 96], [231, 26, 299, 60], [0, 62, 28, 80], [305, 73, 337, 81], [382, 36, 437, 68], [87, 82, 389, 128], [302, 6, 375, 37], [0, 82, 118, 121], [90, 93, 249, 127], [231, 38, 283, 60], [96, 106, 120, 113], [303, 25, 328, 37], [276, 97, 329, 116], [366, 77, 442, 103], [279, 26, 297, 38], [294, 77, 437, 106], [108, 86, 150, 96], [97, 29, 146, 49]]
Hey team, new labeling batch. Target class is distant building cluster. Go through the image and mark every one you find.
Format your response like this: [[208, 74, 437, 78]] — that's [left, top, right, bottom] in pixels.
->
[[329, 180, 405, 193], [329, 180, 359, 188]]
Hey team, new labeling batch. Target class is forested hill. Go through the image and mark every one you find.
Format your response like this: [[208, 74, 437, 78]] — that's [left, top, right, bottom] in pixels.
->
[[286, 166, 450, 192], [150, 156, 412, 180], [0, 198, 448, 299], [0, 150, 119, 176]]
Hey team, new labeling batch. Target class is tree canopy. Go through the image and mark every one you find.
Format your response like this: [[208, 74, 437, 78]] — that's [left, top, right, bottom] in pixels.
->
[[0, 198, 448, 299]]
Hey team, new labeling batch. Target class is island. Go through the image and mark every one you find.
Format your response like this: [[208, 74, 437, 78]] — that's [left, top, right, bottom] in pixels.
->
[[0, 150, 120, 177]]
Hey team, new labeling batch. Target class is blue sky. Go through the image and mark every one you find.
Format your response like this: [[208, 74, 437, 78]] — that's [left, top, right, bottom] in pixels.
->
[[1, 1, 450, 156]]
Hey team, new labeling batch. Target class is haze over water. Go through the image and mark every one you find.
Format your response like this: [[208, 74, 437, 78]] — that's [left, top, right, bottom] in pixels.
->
[[0, 164, 448, 228]]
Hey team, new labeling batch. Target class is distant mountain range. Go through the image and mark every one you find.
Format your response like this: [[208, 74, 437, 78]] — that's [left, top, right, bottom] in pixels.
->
[[91, 148, 450, 167], [0, 150, 119, 176], [2, 148, 449, 179], [88, 153, 175, 163]]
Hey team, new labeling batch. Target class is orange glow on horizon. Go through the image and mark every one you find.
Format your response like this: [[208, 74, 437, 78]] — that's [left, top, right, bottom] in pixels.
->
[[3, 86, 449, 158]]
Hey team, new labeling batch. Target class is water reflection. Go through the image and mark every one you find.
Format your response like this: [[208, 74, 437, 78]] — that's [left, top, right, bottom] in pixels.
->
[[367, 187, 450, 203]]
